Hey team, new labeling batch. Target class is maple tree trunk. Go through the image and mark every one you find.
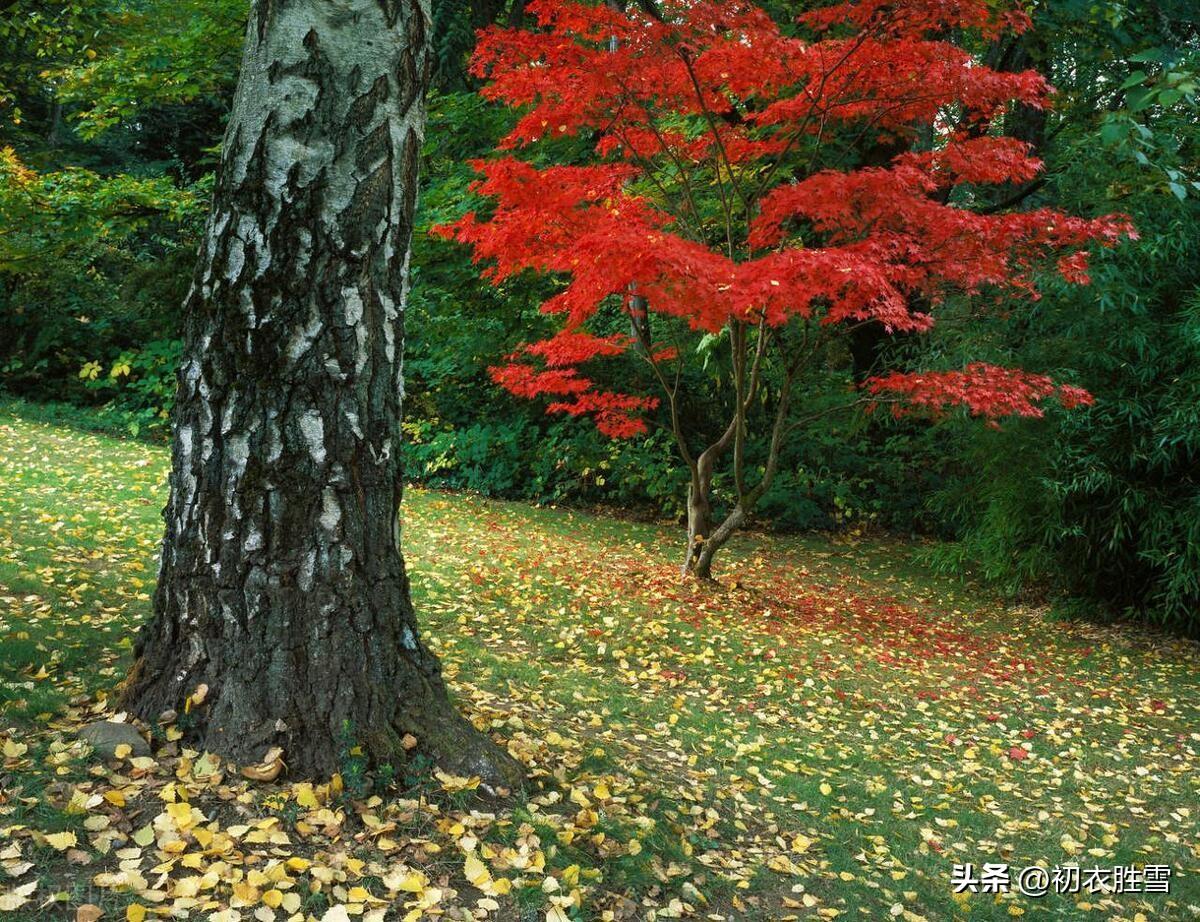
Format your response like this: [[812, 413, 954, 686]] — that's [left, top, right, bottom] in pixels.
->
[[683, 477, 715, 580], [682, 450, 742, 581], [681, 361, 795, 581], [684, 475, 746, 582], [121, 0, 522, 790]]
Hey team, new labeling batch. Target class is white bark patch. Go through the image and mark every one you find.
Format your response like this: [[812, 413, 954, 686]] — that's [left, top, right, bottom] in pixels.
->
[[221, 391, 239, 435], [182, 357, 202, 393], [401, 625, 417, 650], [323, 357, 346, 380], [226, 235, 246, 284], [267, 135, 336, 202], [178, 424, 194, 467], [266, 418, 282, 464], [394, 248, 413, 404], [380, 292, 398, 362], [240, 289, 256, 326], [383, 324, 396, 364], [299, 549, 316, 593], [198, 376, 214, 462], [299, 409, 325, 464], [201, 212, 232, 287], [355, 326, 369, 374], [229, 436, 249, 468], [341, 286, 364, 326], [286, 304, 323, 362], [339, 286, 369, 374], [175, 426, 197, 519], [370, 439, 391, 466], [226, 434, 250, 495], [319, 488, 341, 532]]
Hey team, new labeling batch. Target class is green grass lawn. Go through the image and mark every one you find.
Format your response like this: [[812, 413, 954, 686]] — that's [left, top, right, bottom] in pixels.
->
[[1, 401, 1198, 921]]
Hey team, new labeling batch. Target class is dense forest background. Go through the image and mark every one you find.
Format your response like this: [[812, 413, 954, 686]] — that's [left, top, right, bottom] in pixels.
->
[[1, 0, 1197, 631]]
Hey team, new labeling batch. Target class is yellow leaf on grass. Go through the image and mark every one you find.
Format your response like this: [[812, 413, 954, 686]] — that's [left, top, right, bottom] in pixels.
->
[[819, 782, 833, 796], [262, 890, 283, 908], [232, 880, 260, 903], [172, 878, 200, 899], [126, 906, 146, 922], [0, 881, 36, 911], [464, 853, 490, 888], [165, 802, 195, 831], [2, 740, 27, 759], [383, 867, 426, 893], [435, 770, 480, 794], [45, 831, 78, 851]]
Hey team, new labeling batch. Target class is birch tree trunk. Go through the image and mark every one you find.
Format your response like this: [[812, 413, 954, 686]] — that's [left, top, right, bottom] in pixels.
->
[[121, 0, 522, 789]]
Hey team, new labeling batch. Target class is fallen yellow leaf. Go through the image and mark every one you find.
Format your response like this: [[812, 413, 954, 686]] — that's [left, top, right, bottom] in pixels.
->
[[45, 831, 78, 851]]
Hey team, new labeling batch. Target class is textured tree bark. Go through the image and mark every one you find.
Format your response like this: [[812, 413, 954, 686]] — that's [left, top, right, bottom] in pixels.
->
[[682, 470, 746, 581], [682, 477, 715, 580], [681, 361, 795, 581], [122, 0, 522, 790]]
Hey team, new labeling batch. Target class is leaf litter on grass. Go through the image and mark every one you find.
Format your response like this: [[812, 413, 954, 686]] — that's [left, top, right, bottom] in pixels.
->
[[1, 408, 1198, 921]]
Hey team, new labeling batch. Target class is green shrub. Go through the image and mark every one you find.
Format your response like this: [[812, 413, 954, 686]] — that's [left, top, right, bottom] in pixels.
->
[[925, 180, 1200, 633]]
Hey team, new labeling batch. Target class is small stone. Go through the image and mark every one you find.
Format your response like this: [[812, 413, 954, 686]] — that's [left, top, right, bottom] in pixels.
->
[[77, 721, 151, 759]]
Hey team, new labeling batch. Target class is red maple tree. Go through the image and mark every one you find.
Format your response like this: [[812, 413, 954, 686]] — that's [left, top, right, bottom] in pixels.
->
[[437, 0, 1133, 579]]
